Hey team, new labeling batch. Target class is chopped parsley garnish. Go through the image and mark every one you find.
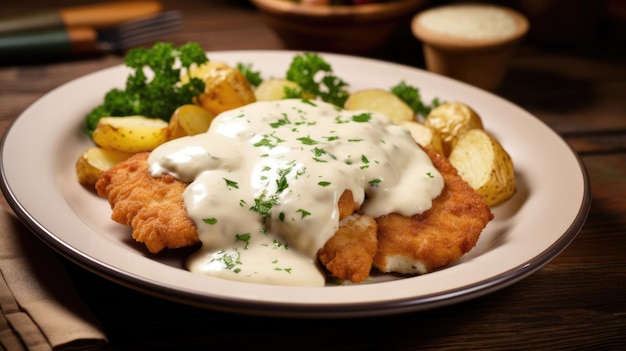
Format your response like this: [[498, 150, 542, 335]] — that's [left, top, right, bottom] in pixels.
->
[[224, 178, 239, 189], [250, 193, 279, 219], [235, 233, 251, 249], [270, 115, 291, 128], [351, 113, 372, 123], [271, 260, 293, 274], [312, 147, 326, 157], [202, 217, 218, 225], [335, 116, 349, 124], [296, 209, 311, 219], [253, 133, 285, 149], [369, 178, 382, 187], [318, 181, 331, 187], [275, 166, 294, 193], [297, 135, 319, 145], [273, 240, 288, 250], [212, 249, 242, 272]]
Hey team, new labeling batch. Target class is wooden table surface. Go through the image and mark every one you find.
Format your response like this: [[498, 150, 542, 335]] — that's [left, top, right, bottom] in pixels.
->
[[1, 0, 625, 350]]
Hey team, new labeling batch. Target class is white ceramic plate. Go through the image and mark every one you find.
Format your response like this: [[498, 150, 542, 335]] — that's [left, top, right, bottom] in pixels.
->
[[0, 51, 590, 318]]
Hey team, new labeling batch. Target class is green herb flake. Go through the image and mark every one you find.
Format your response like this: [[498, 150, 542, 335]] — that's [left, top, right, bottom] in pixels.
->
[[211, 249, 242, 271], [235, 233, 251, 249], [202, 217, 218, 225], [369, 178, 381, 187], [273, 239, 289, 250], [312, 147, 326, 157], [253, 133, 285, 149], [351, 113, 372, 123], [297, 135, 319, 145], [296, 209, 311, 219], [250, 193, 279, 219], [270, 115, 291, 128], [224, 178, 239, 189]]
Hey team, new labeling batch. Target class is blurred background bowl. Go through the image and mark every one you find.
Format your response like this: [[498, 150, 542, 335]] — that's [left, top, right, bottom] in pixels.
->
[[249, 0, 429, 54]]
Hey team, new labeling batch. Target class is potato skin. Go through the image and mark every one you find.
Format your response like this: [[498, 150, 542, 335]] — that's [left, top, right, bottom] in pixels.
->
[[190, 62, 256, 115], [424, 102, 483, 156], [399, 120, 444, 155], [254, 78, 300, 101], [344, 89, 414, 124], [168, 104, 215, 139], [448, 129, 516, 206], [76, 146, 133, 188], [92, 116, 169, 153]]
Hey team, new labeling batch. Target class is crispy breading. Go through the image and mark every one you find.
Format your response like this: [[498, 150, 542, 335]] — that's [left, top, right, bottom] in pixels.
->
[[373, 149, 494, 275], [95, 148, 492, 282], [318, 190, 377, 283], [337, 189, 359, 220], [95, 152, 200, 253]]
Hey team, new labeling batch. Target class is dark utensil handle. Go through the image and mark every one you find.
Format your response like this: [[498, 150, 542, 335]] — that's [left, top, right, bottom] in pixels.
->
[[0, 28, 99, 64]]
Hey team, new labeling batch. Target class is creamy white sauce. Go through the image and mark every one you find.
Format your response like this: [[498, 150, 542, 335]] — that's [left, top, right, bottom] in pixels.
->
[[148, 99, 444, 286], [420, 5, 517, 40]]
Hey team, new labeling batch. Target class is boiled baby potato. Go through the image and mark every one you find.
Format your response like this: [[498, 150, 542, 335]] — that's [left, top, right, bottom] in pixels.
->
[[187, 61, 256, 115], [92, 116, 169, 153], [169, 104, 216, 139], [424, 102, 483, 156], [76, 146, 133, 188], [255, 78, 300, 101], [399, 120, 444, 155], [448, 129, 516, 207], [344, 89, 414, 124]]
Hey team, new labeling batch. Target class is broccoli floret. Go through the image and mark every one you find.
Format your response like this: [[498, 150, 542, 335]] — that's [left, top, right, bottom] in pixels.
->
[[84, 42, 208, 135], [391, 81, 441, 119], [286, 52, 349, 107]]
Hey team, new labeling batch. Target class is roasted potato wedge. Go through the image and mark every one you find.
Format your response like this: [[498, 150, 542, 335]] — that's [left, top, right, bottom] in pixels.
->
[[168, 104, 216, 139], [448, 129, 516, 206], [344, 89, 414, 124], [76, 146, 133, 188], [399, 121, 444, 155], [92, 116, 169, 153], [255, 78, 300, 101], [187, 61, 256, 115], [424, 102, 483, 156]]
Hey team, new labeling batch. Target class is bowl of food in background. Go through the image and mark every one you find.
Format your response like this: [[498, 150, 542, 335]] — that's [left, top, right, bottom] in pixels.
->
[[411, 3, 529, 91], [250, 0, 430, 54]]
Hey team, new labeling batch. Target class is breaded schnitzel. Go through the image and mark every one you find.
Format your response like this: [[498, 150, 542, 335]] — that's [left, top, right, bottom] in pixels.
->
[[373, 149, 494, 274], [95, 152, 200, 253], [96, 147, 491, 283]]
